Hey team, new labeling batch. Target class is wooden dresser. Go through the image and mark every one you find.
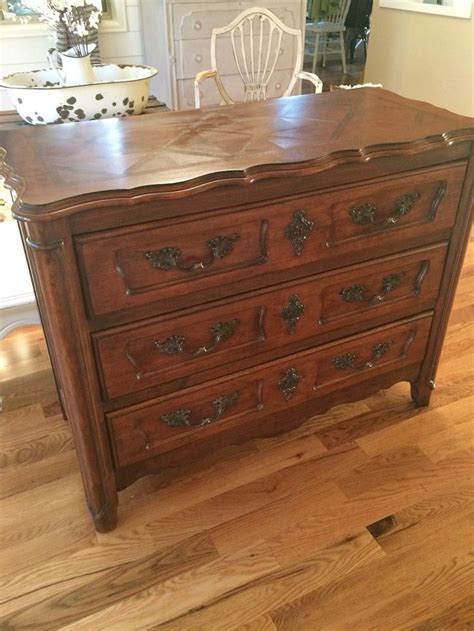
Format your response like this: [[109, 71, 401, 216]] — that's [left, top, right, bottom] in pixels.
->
[[1, 90, 472, 532]]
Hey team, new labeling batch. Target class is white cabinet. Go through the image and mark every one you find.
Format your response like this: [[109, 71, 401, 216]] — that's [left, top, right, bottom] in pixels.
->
[[140, 0, 307, 110]]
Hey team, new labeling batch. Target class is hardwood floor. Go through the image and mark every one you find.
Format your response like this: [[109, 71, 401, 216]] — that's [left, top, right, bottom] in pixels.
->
[[0, 234, 472, 630], [302, 46, 366, 91]]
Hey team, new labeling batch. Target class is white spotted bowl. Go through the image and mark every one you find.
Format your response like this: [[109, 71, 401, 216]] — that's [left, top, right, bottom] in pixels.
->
[[1, 63, 158, 125]]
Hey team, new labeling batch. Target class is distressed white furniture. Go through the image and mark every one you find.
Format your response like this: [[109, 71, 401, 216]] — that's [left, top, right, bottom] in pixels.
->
[[306, 0, 352, 75], [140, 0, 308, 110], [194, 7, 322, 108]]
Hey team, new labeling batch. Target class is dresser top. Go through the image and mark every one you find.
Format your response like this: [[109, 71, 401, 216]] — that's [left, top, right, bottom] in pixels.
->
[[1, 88, 473, 214]]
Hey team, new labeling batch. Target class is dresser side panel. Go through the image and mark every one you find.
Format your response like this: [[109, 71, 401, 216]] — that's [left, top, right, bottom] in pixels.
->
[[411, 142, 474, 404], [17, 218, 118, 532]]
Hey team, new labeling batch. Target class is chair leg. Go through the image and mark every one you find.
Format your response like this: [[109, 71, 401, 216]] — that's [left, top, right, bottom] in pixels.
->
[[339, 32, 347, 75], [322, 35, 328, 68], [312, 32, 320, 74]]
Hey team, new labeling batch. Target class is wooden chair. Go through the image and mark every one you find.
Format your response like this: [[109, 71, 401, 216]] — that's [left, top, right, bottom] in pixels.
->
[[306, 0, 352, 75], [194, 7, 322, 109]]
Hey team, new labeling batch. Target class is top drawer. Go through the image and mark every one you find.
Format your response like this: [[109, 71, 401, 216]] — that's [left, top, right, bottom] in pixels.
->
[[75, 164, 465, 319], [172, 4, 301, 41]]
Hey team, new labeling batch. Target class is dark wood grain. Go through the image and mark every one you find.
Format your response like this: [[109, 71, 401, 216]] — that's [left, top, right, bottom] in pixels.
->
[[74, 163, 463, 320], [93, 243, 446, 402], [108, 315, 432, 469]]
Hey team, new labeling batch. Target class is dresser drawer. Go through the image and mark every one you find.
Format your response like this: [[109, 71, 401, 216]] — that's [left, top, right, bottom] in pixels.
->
[[108, 314, 433, 467], [95, 244, 447, 400], [172, 4, 301, 41], [76, 163, 464, 318]]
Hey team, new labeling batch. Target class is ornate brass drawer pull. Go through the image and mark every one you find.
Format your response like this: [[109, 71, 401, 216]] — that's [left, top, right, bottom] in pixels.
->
[[281, 295, 305, 334], [277, 367, 302, 401], [333, 340, 393, 371], [160, 391, 239, 428], [349, 192, 421, 227], [340, 272, 405, 304], [155, 319, 240, 356], [144, 233, 240, 272], [284, 209, 315, 256]]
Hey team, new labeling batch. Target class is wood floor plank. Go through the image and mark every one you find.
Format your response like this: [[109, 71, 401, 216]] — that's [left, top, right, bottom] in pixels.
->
[[150, 531, 384, 631], [116, 430, 328, 526], [1, 368, 58, 412], [419, 416, 473, 463], [234, 615, 278, 631], [0, 448, 77, 499], [207, 442, 369, 555], [270, 513, 473, 631], [0, 472, 89, 550], [0, 422, 74, 470], [0, 534, 218, 630], [60, 541, 282, 630], [211, 481, 347, 557], [316, 396, 420, 449], [0, 453, 335, 605], [366, 486, 474, 552], [335, 445, 438, 499], [356, 396, 473, 458], [409, 595, 474, 631], [0, 520, 94, 583]]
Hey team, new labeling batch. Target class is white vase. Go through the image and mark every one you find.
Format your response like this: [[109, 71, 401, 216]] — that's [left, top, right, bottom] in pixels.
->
[[48, 43, 97, 86]]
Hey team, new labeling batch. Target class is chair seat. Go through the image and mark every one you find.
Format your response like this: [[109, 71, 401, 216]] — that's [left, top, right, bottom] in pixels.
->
[[306, 21, 346, 33]]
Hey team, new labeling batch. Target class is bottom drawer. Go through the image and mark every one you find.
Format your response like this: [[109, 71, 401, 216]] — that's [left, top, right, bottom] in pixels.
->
[[108, 314, 433, 467]]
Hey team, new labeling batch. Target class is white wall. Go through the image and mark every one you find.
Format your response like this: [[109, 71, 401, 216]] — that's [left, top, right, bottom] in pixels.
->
[[0, 0, 144, 110], [365, 1, 474, 117]]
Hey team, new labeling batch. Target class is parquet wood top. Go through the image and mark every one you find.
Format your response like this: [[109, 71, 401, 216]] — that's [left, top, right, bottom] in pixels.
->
[[1, 89, 473, 208]]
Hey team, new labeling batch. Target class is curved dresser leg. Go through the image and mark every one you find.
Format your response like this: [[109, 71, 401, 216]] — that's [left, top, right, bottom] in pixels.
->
[[89, 499, 119, 533], [410, 379, 435, 408]]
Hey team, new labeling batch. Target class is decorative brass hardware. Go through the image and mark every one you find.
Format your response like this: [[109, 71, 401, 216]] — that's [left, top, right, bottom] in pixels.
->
[[333, 340, 393, 371], [395, 193, 420, 217], [144, 233, 240, 272], [281, 295, 305, 334], [340, 272, 405, 304], [381, 273, 404, 293], [349, 191, 421, 227], [156, 335, 185, 355], [349, 203, 376, 226], [413, 260, 430, 296], [428, 181, 447, 221], [277, 367, 302, 401], [284, 209, 315, 256], [160, 390, 239, 428], [155, 319, 240, 356]]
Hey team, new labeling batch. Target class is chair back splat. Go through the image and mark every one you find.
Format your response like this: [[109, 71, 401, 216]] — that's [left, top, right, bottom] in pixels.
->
[[221, 9, 295, 102], [194, 7, 322, 108]]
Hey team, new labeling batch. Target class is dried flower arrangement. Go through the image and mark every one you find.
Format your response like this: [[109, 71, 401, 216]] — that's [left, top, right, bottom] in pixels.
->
[[6, 1, 102, 60]]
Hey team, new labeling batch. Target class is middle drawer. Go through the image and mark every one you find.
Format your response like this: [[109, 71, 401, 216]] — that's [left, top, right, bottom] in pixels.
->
[[94, 243, 447, 400]]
